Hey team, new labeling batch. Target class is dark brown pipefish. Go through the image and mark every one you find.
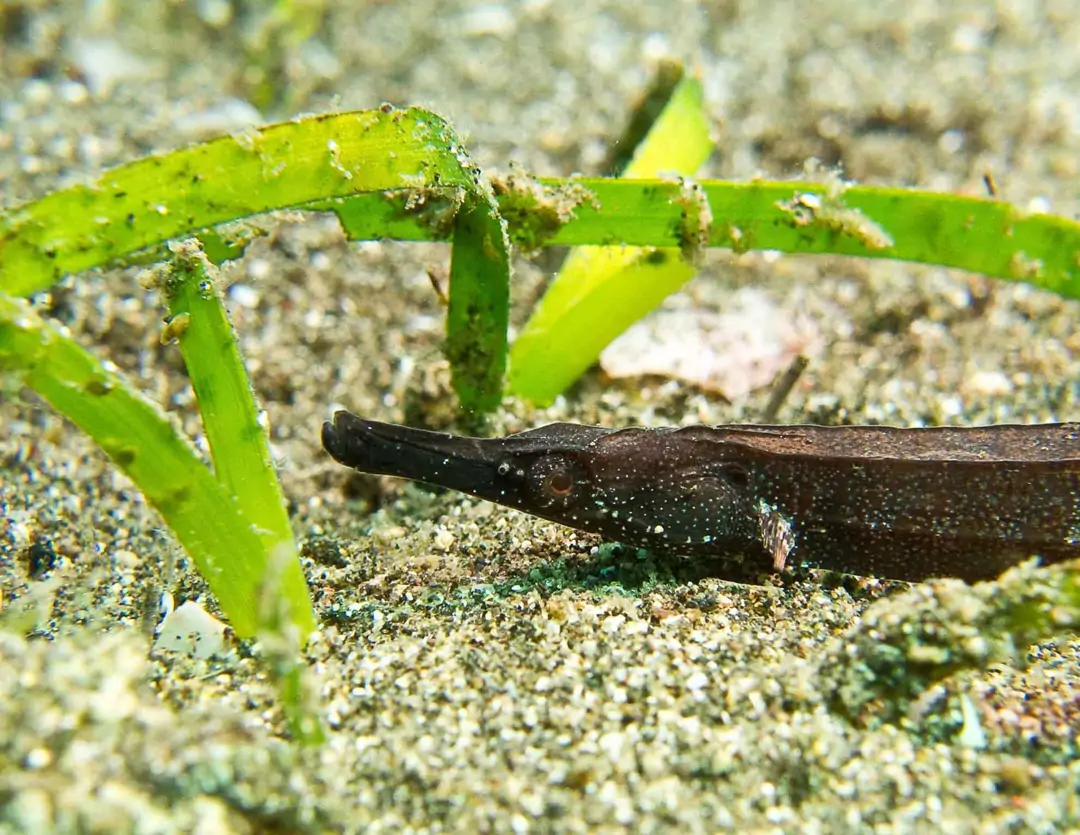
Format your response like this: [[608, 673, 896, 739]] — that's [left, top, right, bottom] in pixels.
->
[[321, 412, 1080, 582]]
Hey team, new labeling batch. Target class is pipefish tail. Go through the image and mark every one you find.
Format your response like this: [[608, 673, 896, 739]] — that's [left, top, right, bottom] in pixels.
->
[[322, 411, 1080, 582]]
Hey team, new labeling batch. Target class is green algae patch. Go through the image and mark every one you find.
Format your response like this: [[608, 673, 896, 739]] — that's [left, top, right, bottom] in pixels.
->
[[814, 559, 1080, 726], [775, 166, 894, 251], [0, 107, 476, 298], [489, 168, 594, 253]]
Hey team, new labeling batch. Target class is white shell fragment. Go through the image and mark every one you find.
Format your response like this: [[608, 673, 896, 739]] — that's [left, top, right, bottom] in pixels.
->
[[599, 287, 823, 399], [154, 600, 229, 659]]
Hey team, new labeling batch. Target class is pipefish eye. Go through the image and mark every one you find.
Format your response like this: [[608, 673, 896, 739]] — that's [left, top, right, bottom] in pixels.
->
[[546, 469, 574, 496], [528, 455, 581, 506]]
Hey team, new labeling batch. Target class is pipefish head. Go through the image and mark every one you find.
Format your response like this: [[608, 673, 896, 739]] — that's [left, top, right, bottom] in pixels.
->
[[322, 414, 758, 553], [321, 411, 610, 521]]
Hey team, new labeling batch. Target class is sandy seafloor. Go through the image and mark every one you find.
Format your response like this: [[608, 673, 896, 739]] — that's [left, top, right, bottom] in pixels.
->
[[2, 0, 1080, 831]]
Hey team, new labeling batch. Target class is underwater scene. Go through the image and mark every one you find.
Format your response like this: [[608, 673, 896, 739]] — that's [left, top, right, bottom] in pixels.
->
[[1, 1, 1078, 831]]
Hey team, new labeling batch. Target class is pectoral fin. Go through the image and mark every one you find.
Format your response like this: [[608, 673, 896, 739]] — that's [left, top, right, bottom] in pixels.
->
[[756, 501, 797, 572]]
